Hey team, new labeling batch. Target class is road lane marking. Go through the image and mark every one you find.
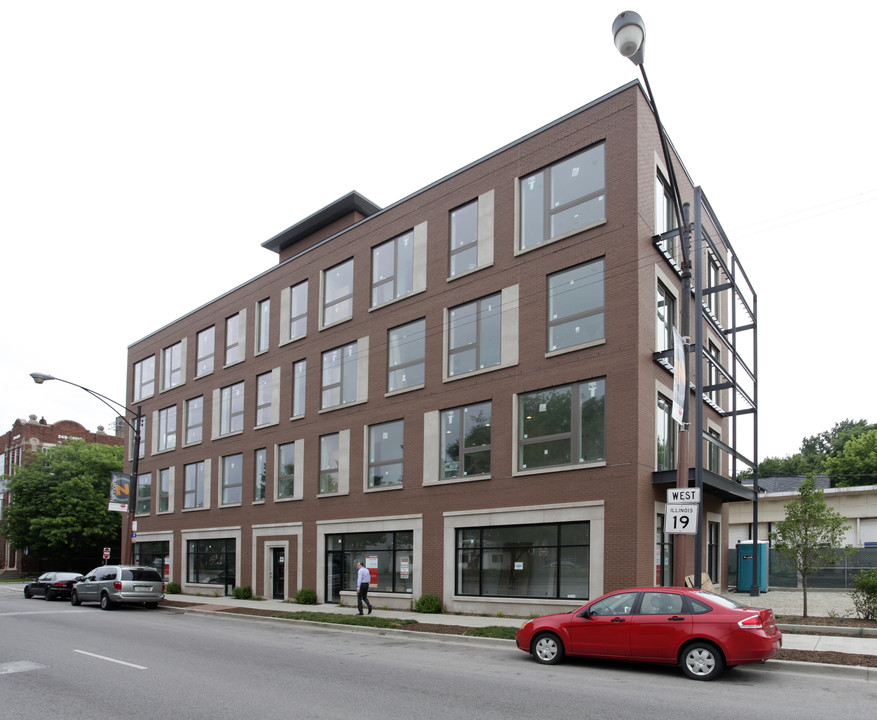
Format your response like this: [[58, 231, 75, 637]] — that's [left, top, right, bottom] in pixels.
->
[[74, 650, 147, 670], [0, 661, 47, 675]]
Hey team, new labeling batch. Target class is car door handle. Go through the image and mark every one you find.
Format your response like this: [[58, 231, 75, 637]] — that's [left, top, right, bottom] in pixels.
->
[[668, 616, 686, 621], [610, 617, 626, 623]]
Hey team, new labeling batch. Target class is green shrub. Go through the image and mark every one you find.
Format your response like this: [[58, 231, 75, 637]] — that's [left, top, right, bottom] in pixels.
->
[[294, 587, 318, 605], [850, 568, 877, 620], [413, 593, 443, 614], [165, 581, 181, 594], [232, 585, 253, 600]]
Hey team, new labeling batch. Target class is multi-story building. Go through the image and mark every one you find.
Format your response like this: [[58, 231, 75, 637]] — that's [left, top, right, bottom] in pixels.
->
[[1, 415, 123, 573], [125, 81, 757, 616]]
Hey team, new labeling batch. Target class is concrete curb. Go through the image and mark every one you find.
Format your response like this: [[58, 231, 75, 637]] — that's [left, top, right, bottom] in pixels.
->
[[777, 623, 877, 638]]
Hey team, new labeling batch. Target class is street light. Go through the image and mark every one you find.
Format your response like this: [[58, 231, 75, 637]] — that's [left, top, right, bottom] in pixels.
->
[[612, 11, 699, 588], [30, 372, 142, 565]]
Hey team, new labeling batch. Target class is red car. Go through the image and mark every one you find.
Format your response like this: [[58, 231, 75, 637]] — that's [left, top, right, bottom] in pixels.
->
[[515, 587, 781, 680]]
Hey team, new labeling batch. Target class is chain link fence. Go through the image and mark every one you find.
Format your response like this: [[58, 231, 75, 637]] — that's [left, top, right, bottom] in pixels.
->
[[728, 546, 877, 590]]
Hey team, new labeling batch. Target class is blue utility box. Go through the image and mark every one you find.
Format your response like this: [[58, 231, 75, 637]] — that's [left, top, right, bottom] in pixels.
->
[[736, 541, 768, 592]]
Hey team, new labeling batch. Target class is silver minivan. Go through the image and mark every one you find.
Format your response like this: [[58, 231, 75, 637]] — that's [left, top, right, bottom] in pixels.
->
[[72, 565, 165, 610]]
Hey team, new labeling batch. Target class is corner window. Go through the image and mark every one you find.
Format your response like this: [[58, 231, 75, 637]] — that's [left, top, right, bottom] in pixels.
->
[[520, 144, 605, 251], [322, 259, 354, 327], [547, 259, 604, 352], [221, 453, 243, 505], [441, 402, 491, 479], [277, 442, 295, 499], [388, 319, 425, 393], [518, 379, 606, 471], [368, 420, 404, 488], [133, 356, 155, 402], [196, 326, 215, 377]]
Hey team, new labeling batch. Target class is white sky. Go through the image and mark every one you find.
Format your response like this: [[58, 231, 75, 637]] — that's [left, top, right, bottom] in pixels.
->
[[1, 1, 874, 461]]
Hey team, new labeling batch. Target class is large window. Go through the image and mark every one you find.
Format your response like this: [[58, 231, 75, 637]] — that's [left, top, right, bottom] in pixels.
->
[[183, 461, 205, 509], [292, 359, 306, 418], [157, 406, 177, 452], [256, 298, 270, 353], [520, 144, 605, 250], [656, 281, 675, 352], [162, 341, 183, 390], [187, 538, 235, 587], [225, 313, 242, 365], [136, 472, 151, 515], [322, 341, 358, 410], [448, 293, 500, 376], [388, 319, 425, 393], [372, 231, 414, 307], [185, 396, 203, 445], [277, 442, 295, 499], [196, 326, 215, 376], [134, 540, 170, 580], [547, 259, 604, 352], [517, 379, 606, 470], [254, 448, 266, 501], [368, 420, 404, 488], [325, 531, 413, 602], [441, 402, 491, 479], [323, 258, 354, 326], [456, 522, 590, 599], [133, 356, 155, 402], [221, 453, 243, 505], [656, 394, 676, 471], [219, 381, 245, 435], [319, 433, 340, 494]]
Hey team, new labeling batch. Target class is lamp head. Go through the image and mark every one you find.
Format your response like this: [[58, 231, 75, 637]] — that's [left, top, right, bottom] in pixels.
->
[[30, 372, 54, 385], [612, 10, 646, 66]]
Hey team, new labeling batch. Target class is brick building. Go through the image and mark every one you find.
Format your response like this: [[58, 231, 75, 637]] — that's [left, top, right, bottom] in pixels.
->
[[0, 415, 124, 573], [124, 82, 757, 615]]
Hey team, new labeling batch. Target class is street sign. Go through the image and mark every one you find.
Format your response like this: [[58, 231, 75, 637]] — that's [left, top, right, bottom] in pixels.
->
[[665, 503, 698, 535], [667, 488, 701, 504]]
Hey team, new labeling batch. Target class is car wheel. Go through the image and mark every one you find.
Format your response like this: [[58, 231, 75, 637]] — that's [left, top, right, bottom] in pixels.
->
[[44, 589, 54, 601], [100, 593, 115, 611], [680, 641, 724, 681], [24, 587, 32, 599], [532, 632, 565, 665], [71, 590, 81, 606]]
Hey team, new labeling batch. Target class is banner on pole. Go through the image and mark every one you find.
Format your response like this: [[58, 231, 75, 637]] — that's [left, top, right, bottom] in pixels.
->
[[109, 471, 130, 512], [672, 327, 686, 425]]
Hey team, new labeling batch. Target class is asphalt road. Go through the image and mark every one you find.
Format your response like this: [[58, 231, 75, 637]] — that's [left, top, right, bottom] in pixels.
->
[[1, 586, 874, 719]]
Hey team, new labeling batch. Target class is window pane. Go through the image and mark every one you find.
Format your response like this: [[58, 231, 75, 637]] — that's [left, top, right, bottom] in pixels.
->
[[278, 442, 295, 498], [520, 172, 544, 250], [450, 201, 478, 251], [550, 147, 604, 209], [521, 387, 571, 438], [580, 379, 606, 463]]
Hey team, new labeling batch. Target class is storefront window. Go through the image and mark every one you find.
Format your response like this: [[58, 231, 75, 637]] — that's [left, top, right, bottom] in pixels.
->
[[325, 531, 414, 603]]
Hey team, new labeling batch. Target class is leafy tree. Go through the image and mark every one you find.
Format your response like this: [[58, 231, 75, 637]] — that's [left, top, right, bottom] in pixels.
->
[[824, 429, 877, 487], [769, 475, 853, 617], [0, 440, 122, 566]]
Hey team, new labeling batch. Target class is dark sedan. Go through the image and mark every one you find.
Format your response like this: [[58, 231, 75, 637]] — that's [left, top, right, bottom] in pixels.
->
[[24, 572, 84, 601], [516, 587, 782, 680]]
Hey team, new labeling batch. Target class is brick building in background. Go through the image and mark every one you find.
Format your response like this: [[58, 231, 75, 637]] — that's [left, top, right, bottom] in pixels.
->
[[123, 81, 758, 616], [0, 415, 123, 574]]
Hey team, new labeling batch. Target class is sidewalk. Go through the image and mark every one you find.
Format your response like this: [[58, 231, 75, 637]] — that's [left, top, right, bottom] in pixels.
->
[[161, 589, 877, 668]]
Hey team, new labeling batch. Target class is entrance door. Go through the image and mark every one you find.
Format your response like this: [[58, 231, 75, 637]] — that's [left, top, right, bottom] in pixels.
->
[[272, 548, 285, 600], [326, 552, 348, 603]]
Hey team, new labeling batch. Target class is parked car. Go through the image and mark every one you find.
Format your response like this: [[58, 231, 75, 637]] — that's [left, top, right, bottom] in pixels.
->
[[515, 587, 782, 680], [24, 572, 83, 601], [71, 565, 165, 610]]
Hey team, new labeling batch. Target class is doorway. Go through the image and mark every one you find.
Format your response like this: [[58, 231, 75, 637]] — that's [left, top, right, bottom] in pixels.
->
[[272, 548, 285, 600]]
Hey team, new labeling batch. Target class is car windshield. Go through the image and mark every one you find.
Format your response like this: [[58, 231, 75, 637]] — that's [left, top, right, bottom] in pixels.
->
[[122, 569, 162, 581]]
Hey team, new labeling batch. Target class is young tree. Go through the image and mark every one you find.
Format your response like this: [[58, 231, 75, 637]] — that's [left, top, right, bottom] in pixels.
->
[[0, 440, 123, 566], [769, 475, 853, 617]]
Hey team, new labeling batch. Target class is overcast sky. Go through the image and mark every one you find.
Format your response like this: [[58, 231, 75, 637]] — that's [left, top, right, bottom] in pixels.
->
[[2, 1, 874, 461]]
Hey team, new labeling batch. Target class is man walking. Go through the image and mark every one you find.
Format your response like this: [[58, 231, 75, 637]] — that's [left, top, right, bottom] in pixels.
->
[[356, 561, 373, 615]]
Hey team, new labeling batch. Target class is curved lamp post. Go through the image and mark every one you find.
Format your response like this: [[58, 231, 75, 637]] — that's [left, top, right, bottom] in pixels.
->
[[612, 11, 700, 589], [30, 372, 142, 565]]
